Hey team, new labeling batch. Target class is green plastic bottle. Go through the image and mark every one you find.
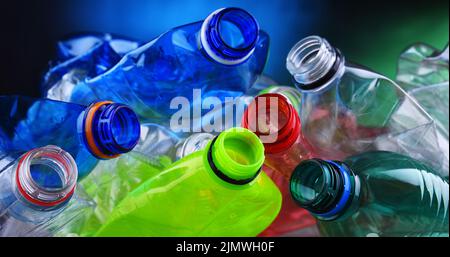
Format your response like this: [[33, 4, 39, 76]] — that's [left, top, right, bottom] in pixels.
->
[[290, 151, 449, 237], [96, 128, 282, 236], [76, 152, 172, 236]]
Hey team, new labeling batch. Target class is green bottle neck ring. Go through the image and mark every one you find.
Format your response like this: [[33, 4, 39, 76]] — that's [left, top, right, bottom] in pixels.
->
[[290, 159, 361, 221], [205, 128, 265, 186]]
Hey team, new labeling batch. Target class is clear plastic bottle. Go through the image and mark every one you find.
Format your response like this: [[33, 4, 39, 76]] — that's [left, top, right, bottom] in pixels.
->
[[67, 8, 269, 122], [42, 33, 139, 102], [0, 95, 140, 179], [0, 146, 77, 236], [31, 187, 96, 237], [286, 36, 447, 177], [95, 128, 281, 236], [290, 151, 449, 237], [397, 43, 449, 174], [242, 93, 317, 236]]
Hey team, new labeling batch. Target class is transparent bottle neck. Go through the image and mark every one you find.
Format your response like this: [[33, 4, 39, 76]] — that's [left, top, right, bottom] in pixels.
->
[[287, 36, 344, 92], [14, 145, 77, 210], [175, 133, 215, 160]]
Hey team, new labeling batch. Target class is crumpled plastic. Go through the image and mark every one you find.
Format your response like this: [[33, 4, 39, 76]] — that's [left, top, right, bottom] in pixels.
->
[[296, 63, 448, 178], [396, 43, 449, 176], [41, 33, 140, 102]]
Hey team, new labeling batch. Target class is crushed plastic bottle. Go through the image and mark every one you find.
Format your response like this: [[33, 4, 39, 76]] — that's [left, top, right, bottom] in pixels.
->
[[95, 128, 281, 236], [42, 33, 140, 102], [63, 8, 269, 123], [286, 36, 447, 177], [0, 95, 140, 179]]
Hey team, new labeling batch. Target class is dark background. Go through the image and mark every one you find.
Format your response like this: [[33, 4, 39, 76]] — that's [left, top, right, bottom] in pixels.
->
[[0, 0, 448, 97]]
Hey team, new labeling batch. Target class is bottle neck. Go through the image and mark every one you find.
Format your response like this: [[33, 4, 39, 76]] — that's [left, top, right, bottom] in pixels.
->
[[290, 159, 361, 221], [14, 146, 77, 210], [242, 93, 301, 154], [287, 36, 344, 92], [80, 101, 141, 159], [205, 128, 264, 186], [200, 7, 259, 65], [176, 133, 214, 160]]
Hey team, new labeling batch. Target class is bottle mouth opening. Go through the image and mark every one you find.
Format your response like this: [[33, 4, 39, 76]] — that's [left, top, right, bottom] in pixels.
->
[[286, 36, 341, 90], [290, 160, 326, 205], [222, 134, 259, 166], [82, 101, 140, 159], [218, 8, 258, 50], [208, 128, 264, 185], [110, 105, 141, 151], [15, 145, 77, 208], [201, 7, 259, 65], [242, 93, 300, 154]]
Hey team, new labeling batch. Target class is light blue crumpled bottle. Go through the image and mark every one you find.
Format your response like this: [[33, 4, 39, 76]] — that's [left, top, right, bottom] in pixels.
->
[[42, 33, 140, 102]]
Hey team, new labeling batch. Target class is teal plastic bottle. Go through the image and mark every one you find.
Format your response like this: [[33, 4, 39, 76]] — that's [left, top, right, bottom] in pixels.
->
[[290, 151, 449, 237], [96, 128, 282, 236]]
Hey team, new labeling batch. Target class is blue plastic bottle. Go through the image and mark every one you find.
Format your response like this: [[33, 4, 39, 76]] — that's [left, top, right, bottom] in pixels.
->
[[42, 33, 140, 102], [68, 7, 269, 122], [0, 95, 140, 179], [0, 146, 78, 236], [55, 33, 140, 61]]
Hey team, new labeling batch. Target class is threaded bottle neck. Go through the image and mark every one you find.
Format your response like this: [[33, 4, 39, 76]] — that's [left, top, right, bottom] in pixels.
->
[[242, 93, 301, 154], [200, 7, 259, 65], [175, 133, 214, 160], [14, 145, 77, 210], [80, 101, 141, 159], [206, 128, 264, 186], [290, 159, 359, 220], [287, 36, 343, 91]]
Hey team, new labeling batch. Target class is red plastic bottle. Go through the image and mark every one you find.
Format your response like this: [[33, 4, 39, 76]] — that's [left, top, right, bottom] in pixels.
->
[[242, 93, 318, 236]]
